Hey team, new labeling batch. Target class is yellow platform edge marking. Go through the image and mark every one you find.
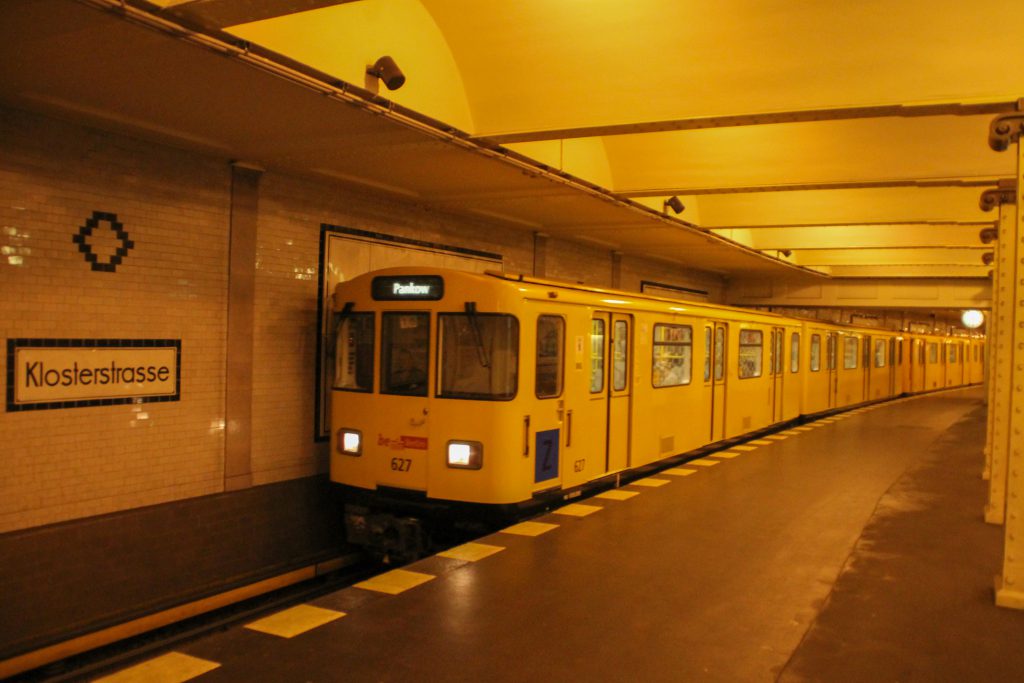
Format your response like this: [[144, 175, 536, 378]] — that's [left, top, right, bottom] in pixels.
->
[[501, 520, 559, 536], [749, 439, 773, 445], [245, 604, 345, 639], [631, 477, 670, 487], [354, 569, 436, 595], [663, 467, 697, 476], [688, 458, 720, 467], [554, 503, 603, 517], [732, 445, 758, 451], [711, 451, 742, 459], [93, 652, 220, 683], [793, 427, 814, 432], [438, 542, 506, 562], [765, 435, 788, 440], [596, 489, 640, 500], [779, 430, 801, 435]]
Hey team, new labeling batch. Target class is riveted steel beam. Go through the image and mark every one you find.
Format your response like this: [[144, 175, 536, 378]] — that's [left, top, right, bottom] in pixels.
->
[[979, 178, 1018, 212], [995, 135, 1024, 609], [990, 113, 1024, 152]]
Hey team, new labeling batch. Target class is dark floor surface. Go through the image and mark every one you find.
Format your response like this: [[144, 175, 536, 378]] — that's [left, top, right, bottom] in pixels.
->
[[91, 387, 1024, 682]]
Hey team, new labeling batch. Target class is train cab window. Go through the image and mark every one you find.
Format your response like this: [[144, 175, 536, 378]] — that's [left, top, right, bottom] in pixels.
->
[[874, 339, 886, 368], [613, 320, 629, 391], [590, 319, 605, 393], [928, 343, 938, 364], [790, 332, 800, 373], [714, 327, 725, 381], [333, 312, 374, 392], [738, 329, 763, 379], [536, 315, 565, 398], [381, 313, 430, 396], [703, 327, 712, 382], [437, 313, 518, 400], [652, 324, 692, 387], [843, 337, 858, 369], [810, 334, 821, 372]]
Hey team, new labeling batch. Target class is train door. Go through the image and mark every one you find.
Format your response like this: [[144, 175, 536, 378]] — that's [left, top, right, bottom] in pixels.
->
[[862, 334, 872, 401], [708, 322, 728, 441], [770, 327, 785, 421], [888, 338, 898, 396], [592, 312, 632, 473], [826, 332, 839, 408]]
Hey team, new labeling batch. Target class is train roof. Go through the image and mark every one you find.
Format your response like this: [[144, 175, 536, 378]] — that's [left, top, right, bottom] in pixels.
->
[[337, 267, 981, 340]]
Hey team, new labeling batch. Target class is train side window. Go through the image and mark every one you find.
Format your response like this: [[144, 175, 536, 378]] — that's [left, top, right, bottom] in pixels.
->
[[790, 332, 800, 373], [809, 334, 821, 372], [714, 326, 725, 381], [928, 343, 938, 364], [874, 339, 886, 368], [843, 337, 858, 369], [948, 345, 957, 363], [590, 319, 605, 393], [975, 345, 979, 362], [437, 313, 519, 400], [333, 312, 374, 392], [652, 323, 692, 387], [613, 320, 629, 391], [703, 327, 712, 382], [899, 339, 904, 365], [827, 335, 836, 370], [738, 329, 762, 379], [381, 312, 430, 396], [536, 315, 565, 398]]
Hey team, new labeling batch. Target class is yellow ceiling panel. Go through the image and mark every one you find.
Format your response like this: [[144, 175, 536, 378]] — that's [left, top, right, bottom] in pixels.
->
[[713, 225, 991, 250], [792, 247, 989, 267]]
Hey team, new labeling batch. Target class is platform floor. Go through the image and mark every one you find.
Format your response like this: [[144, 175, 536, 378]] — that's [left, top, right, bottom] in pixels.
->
[[92, 387, 1024, 682]]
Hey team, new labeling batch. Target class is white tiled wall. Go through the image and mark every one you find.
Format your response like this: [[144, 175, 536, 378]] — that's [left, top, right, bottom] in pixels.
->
[[0, 108, 229, 532]]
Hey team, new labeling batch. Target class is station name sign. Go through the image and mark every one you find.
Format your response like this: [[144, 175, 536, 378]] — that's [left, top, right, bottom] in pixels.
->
[[6, 339, 181, 412], [371, 275, 444, 301]]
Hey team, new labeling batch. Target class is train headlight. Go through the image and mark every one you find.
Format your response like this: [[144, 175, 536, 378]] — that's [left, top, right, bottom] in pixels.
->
[[447, 440, 482, 469], [338, 429, 362, 456]]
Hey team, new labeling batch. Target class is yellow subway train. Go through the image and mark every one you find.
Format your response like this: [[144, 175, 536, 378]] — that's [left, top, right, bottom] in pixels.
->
[[328, 268, 984, 558]]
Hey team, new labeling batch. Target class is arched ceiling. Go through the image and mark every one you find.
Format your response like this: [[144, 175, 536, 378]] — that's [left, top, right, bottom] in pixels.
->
[[3, 0, 1018, 286]]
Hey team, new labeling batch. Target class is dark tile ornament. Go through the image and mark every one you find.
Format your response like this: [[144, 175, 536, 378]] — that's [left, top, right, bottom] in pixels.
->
[[73, 211, 135, 272]]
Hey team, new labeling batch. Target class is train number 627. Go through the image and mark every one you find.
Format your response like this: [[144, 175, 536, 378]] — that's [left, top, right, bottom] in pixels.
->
[[390, 457, 412, 472]]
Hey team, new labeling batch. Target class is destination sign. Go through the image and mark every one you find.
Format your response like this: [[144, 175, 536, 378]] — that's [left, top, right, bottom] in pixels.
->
[[371, 275, 444, 301], [7, 339, 181, 411]]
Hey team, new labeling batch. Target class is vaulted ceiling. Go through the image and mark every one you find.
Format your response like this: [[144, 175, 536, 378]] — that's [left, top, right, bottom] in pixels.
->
[[3, 0, 1020, 286]]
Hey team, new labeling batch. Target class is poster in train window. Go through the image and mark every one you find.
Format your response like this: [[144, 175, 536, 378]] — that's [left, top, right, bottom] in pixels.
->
[[843, 337, 858, 369], [652, 324, 692, 387], [536, 316, 565, 398], [810, 334, 821, 372], [316, 225, 502, 440], [790, 332, 800, 373], [738, 329, 762, 379], [590, 319, 605, 393]]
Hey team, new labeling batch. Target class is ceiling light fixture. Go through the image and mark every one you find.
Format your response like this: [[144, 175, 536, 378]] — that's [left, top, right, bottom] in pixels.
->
[[662, 196, 684, 215], [366, 56, 405, 91]]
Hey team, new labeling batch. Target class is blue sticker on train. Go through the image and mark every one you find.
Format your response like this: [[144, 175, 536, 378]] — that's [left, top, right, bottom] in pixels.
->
[[535, 429, 560, 483]]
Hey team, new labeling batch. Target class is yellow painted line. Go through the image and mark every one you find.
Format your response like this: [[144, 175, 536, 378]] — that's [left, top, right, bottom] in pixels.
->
[[793, 427, 814, 432], [245, 604, 344, 639], [93, 652, 219, 683], [749, 439, 773, 445], [501, 520, 559, 536], [631, 477, 671, 487], [438, 542, 505, 562], [688, 458, 720, 467], [663, 467, 697, 476], [596, 489, 639, 501], [554, 503, 603, 517], [732, 445, 758, 451], [779, 429, 801, 435], [355, 569, 435, 595], [765, 435, 788, 441], [711, 451, 742, 459]]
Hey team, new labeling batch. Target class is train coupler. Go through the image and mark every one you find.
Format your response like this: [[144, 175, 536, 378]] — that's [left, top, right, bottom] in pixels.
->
[[344, 505, 430, 564]]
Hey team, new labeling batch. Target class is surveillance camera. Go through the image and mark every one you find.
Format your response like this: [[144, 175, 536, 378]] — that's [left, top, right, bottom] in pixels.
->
[[367, 56, 405, 91]]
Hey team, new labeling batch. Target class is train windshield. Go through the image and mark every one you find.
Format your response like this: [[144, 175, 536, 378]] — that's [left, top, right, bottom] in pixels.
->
[[438, 313, 519, 400], [381, 313, 430, 396]]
